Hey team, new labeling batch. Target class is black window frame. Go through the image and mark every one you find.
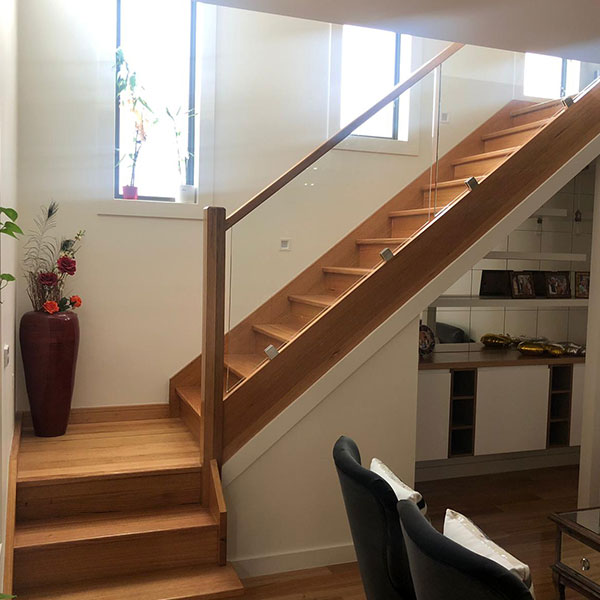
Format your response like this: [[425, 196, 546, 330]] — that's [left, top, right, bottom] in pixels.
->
[[343, 29, 405, 142], [114, 0, 199, 201]]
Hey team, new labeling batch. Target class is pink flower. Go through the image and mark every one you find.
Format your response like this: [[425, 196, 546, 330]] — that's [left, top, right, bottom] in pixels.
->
[[38, 271, 58, 287], [57, 256, 76, 275]]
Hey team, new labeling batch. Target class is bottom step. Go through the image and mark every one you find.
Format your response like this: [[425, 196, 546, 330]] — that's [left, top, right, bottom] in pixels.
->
[[20, 564, 244, 600]]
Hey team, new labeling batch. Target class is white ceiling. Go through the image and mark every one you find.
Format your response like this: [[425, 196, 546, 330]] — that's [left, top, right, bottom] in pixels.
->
[[206, 0, 600, 64]]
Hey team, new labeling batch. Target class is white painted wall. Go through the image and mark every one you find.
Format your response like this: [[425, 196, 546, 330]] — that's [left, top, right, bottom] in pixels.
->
[[15, 2, 523, 409], [226, 317, 420, 577], [0, 0, 18, 585]]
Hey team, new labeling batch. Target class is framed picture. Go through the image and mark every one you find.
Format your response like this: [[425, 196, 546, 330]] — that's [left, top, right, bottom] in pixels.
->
[[575, 271, 590, 298], [479, 270, 511, 298], [545, 271, 572, 299], [510, 271, 536, 299]]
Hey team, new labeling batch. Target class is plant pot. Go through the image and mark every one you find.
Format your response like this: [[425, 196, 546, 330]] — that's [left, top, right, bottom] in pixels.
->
[[20, 310, 80, 437], [176, 184, 196, 204], [122, 185, 138, 200]]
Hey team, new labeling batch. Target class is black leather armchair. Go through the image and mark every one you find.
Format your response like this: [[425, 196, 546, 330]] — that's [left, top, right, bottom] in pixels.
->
[[398, 500, 534, 600], [333, 436, 416, 600]]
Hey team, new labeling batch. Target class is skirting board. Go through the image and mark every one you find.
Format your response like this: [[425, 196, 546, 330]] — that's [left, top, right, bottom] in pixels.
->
[[416, 446, 580, 482], [231, 543, 357, 579]]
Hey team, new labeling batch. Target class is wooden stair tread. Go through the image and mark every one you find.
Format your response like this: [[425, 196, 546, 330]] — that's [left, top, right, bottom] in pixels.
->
[[355, 237, 409, 245], [225, 353, 265, 379], [19, 564, 244, 600], [176, 386, 202, 412], [451, 147, 518, 165], [481, 118, 549, 140], [18, 418, 202, 485], [421, 177, 485, 191], [252, 322, 300, 343], [288, 294, 338, 308], [15, 505, 215, 549], [322, 266, 371, 276], [389, 208, 439, 217], [510, 97, 569, 117]]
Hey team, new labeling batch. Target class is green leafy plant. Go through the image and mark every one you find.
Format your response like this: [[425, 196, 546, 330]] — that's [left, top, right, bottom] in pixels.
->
[[116, 48, 156, 188], [0, 206, 23, 292], [165, 106, 195, 184]]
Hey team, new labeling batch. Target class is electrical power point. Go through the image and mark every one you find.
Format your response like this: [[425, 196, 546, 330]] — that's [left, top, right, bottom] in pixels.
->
[[280, 239, 291, 251], [3, 345, 9, 368]]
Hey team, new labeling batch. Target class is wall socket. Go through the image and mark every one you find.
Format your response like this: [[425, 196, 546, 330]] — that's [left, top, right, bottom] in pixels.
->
[[280, 239, 291, 251]]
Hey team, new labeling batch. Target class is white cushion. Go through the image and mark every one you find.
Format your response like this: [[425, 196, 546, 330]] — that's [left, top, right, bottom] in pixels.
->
[[443, 509, 534, 596], [370, 458, 427, 514]]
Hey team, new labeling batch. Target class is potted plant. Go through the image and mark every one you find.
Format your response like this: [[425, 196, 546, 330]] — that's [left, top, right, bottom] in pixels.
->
[[20, 202, 85, 437], [166, 106, 196, 204], [116, 49, 155, 199], [0, 206, 22, 295]]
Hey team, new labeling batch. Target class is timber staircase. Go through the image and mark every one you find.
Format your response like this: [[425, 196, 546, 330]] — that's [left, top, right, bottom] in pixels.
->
[[171, 88, 600, 463], [6, 413, 243, 599]]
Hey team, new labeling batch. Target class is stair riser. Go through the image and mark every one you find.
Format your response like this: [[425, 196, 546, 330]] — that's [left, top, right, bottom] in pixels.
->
[[17, 471, 202, 521], [453, 156, 507, 178], [289, 299, 325, 321], [323, 272, 363, 294], [512, 105, 563, 126], [14, 527, 219, 591], [484, 128, 539, 152], [253, 331, 286, 355], [390, 214, 430, 237], [421, 186, 466, 207], [358, 243, 406, 267]]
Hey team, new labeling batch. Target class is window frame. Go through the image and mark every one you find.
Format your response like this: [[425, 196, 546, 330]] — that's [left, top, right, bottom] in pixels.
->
[[328, 24, 422, 156], [522, 52, 581, 101], [114, 0, 199, 202]]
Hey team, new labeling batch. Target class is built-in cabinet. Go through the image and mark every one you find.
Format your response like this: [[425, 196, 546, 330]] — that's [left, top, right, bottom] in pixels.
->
[[417, 362, 584, 462]]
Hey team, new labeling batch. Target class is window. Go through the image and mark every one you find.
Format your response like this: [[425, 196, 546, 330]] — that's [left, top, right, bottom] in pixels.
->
[[340, 25, 412, 141], [115, 0, 201, 200], [523, 52, 581, 99]]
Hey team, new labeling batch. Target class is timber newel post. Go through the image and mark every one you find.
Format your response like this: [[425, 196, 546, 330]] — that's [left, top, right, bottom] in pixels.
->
[[201, 205, 226, 504]]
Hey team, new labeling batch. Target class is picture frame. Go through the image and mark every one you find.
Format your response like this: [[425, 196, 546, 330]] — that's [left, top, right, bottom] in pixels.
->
[[479, 270, 511, 298], [545, 271, 572, 299], [575, 271, 590, 299], [510, 271, 536, 299]]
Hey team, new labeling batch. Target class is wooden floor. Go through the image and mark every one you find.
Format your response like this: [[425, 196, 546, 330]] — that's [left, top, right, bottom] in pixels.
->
[[242, 466, 580, 600], [18, 418, 202, 483]]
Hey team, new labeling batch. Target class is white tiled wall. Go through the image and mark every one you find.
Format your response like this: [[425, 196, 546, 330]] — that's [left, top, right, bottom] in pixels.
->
[[433, 164, 595, 345]]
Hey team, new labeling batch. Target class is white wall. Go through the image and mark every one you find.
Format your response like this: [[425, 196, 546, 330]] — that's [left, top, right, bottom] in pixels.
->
[[15, 2, 523, 409], [226, 317, 420, 576], [0, 0, 18, 585]]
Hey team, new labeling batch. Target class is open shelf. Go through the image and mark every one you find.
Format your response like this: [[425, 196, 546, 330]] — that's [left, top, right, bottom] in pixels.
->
[[547, 365, 573, 448], [484, 251, 587, 262], [449, 370, 477, 457]]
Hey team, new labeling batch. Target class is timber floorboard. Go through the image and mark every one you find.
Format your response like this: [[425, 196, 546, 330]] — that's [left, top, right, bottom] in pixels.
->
[[242, 466, 580, 600]]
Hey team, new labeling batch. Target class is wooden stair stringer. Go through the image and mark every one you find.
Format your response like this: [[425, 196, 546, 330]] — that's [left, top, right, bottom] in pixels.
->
[[221, 84, 600, 460]]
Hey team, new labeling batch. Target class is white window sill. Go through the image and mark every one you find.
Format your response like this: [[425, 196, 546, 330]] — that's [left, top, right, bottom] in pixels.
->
[[334, 135, 419, 156], [96, 199, 206, 221]]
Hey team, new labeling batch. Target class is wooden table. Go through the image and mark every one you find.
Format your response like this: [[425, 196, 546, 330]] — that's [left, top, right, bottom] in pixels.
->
[[551, 507, 600, 599]]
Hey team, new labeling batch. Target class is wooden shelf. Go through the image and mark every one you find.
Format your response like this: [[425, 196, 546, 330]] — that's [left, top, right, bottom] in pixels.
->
[[432, 296, 588, 308], [484, 251, 587, 262]]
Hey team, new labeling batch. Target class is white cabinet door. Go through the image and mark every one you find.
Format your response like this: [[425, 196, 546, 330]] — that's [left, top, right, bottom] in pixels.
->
[[475, 366, 549, 455], [570, 363, 585, 446], [416, 371, 451, 461]]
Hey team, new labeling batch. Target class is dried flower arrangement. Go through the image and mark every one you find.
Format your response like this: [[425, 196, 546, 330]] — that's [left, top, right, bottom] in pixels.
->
[[24, 202, 85, 314]]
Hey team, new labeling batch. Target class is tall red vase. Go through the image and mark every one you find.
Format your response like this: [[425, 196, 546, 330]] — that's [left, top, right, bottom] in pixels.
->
[[20, 310, 80, 437]]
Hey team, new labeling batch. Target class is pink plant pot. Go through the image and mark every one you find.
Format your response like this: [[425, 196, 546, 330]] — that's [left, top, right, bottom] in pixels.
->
[[123, 185, 138, 200]]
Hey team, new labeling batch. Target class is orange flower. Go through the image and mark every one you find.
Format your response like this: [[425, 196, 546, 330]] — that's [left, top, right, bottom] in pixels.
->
[[43, 301, 59, 314], [70, 295, 82, 308]]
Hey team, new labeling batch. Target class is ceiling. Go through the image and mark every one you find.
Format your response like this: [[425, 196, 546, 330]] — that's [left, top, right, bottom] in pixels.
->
[[206, 0, 600, 64]]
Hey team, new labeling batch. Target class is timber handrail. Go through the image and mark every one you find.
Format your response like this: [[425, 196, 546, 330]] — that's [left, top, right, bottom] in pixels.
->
[[224, 41, 464, 230]]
